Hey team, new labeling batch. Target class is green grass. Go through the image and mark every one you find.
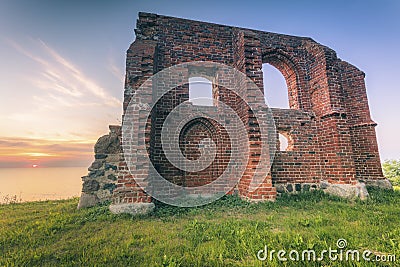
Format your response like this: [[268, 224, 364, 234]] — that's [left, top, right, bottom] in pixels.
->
[[1, 188, 399, 266]]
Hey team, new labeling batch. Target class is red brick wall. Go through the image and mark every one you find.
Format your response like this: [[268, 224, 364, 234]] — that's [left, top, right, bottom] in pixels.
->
[[112, 12, 385, 204]]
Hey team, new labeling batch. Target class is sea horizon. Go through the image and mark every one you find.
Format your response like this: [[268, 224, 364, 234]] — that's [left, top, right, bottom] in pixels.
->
[[0, 166, 86, 204]]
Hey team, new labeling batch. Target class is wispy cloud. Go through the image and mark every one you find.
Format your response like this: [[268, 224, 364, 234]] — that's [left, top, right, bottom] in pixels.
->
[[0, 137, 94, 154], [1, 37, 122, 141], [7, 37, 121, 107], [108, 55, 125, 83]]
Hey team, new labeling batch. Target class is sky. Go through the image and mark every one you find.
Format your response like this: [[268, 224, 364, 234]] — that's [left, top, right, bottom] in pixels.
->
[[0, 0, 399, 168]]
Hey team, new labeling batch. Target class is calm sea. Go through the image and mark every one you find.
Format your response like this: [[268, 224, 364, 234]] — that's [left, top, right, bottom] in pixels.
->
[[0, 167, 86, 203]]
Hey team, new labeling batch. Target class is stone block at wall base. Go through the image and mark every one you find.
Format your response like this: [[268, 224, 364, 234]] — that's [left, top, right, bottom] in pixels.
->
[[109, 202, 155, 215], [77, 192, 100, 209], [362, 178, 393, 190], [320, 181, 369, 200]]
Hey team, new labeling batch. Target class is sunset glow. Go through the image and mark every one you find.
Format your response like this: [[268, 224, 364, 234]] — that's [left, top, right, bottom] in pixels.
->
[[0, 137, 95, 168]]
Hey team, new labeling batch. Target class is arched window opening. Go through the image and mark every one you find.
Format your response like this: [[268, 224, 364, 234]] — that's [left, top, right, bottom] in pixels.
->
[[262, 63, 289, 109], [189, 77, 213, 106]]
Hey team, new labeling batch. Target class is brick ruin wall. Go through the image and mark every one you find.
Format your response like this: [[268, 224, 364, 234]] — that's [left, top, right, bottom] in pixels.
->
[[78, 12, 389, 209]]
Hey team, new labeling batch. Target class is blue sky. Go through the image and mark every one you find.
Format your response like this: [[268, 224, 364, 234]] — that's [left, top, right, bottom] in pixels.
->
[[0, 0, 399, 167]]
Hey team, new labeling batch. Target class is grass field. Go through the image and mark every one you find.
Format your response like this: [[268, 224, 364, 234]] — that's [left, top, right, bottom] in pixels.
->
[[1, 187, 399, 266]]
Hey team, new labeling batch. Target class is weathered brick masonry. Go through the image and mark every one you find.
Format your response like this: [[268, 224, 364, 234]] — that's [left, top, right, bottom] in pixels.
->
[[78, 12, 391, 211]]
